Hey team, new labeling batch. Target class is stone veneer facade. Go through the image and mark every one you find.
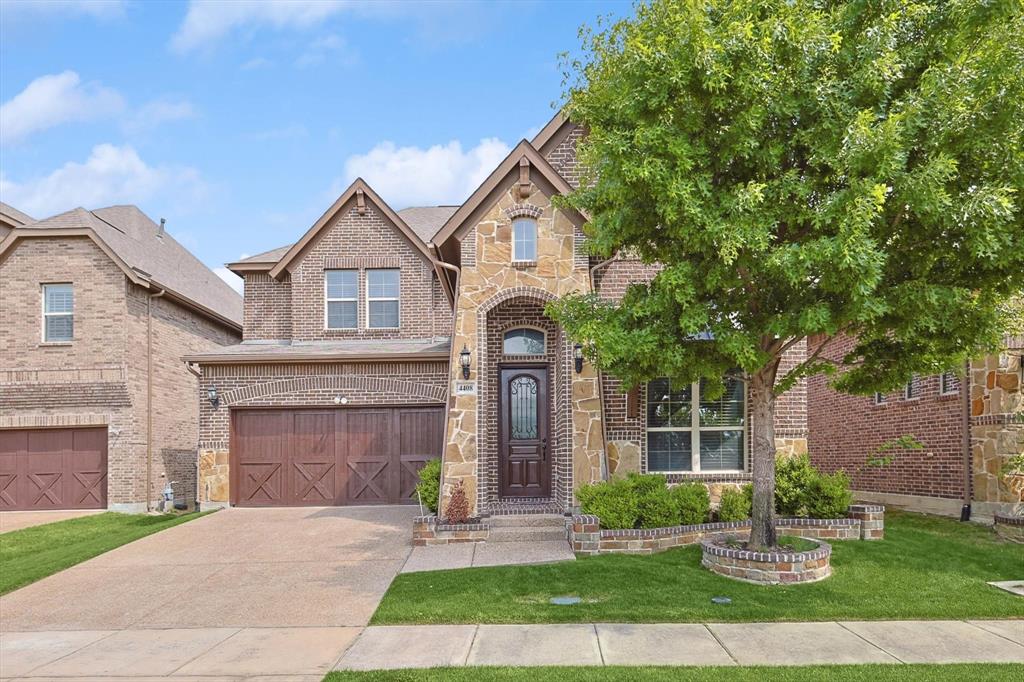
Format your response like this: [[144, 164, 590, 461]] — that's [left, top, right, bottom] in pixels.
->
[[440, 181, 604, 517]]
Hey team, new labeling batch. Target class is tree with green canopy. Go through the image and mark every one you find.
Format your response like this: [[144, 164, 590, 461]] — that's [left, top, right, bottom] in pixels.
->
[[548, 0, 1024, 550]]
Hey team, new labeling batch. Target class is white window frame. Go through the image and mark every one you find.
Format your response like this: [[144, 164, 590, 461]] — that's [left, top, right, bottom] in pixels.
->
[[366, 268, 400, 329], [646, 378, 747, 474], [41, 283, 74, 343], [512, 218, 537, 262], [874, 392, 886, 405], [939, 371, 959, 396], [324, 269, 358, 330]]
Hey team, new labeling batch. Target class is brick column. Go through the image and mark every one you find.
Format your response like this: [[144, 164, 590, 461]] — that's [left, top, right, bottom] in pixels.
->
[[848, 504, 885, 540], [570, 514, 601, 554]]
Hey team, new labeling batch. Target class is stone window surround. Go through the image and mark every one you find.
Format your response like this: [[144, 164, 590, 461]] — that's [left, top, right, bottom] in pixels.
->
[[645, 376, 748, 475], [504, 204, 543, 265]]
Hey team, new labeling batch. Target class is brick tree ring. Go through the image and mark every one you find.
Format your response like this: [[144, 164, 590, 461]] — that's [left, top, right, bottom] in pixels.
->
[[700, 537, 832, 585]]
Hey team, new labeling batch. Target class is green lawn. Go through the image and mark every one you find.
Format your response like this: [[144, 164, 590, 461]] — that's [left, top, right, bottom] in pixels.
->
[[0, 511, 210, 594], [373, 511, 1024, 624], [325, 664, 1022, 682]]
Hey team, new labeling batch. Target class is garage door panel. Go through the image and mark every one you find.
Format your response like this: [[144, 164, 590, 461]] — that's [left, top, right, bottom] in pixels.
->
[[231, 406, 442, 507], [290, 411, 338, 505], [0, 428, 107, 511]]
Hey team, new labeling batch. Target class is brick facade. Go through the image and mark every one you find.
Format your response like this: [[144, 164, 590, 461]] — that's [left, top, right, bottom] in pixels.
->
[[0, 236, 240, 510]]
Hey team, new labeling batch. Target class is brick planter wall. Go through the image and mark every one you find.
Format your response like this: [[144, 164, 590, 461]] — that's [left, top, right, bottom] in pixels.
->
[[993, 513, 1024, 544], [413, 515, 489, 545], [701, 539, 832, 584], [569, 505, 883, 555]]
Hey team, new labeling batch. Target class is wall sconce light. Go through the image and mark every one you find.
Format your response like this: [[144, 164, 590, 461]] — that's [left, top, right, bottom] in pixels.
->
[[574, 343, 584, 374], [207, 386, 220, 409], [459, 345, 472, 379]]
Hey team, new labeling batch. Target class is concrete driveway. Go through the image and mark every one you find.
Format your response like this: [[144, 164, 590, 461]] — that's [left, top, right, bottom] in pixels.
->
[[0, 505, 418, 680]]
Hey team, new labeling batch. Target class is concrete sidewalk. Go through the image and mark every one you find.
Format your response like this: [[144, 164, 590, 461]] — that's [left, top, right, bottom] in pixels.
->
[[335, 620, 1024, 670]]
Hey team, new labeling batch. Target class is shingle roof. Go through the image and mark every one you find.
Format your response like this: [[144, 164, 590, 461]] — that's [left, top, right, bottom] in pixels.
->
[[19, 205, 242, 327], [0, 202, 34, 228], [233, 244, 293, 265], [184, 337, 451, 363], [397, 206, 459, 244]]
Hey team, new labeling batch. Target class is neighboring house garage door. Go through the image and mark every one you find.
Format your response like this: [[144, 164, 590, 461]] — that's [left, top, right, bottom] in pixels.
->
[[231, 407, 443, 507], [0, 428, 108, 511]]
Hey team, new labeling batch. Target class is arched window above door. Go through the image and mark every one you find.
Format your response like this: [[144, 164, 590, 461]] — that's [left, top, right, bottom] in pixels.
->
[[503, 328, 545, 355]]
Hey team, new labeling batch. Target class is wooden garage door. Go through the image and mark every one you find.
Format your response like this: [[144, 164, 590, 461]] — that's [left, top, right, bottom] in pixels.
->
[[0, 428, 108, 511], [231, 407, 443, 507]]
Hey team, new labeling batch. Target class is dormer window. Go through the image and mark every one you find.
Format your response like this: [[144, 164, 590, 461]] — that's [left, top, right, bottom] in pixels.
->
[[512, 218, 537, 262]]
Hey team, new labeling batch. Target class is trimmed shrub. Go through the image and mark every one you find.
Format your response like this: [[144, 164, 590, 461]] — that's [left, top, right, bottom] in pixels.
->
[[775, 453, 853, 519], [671, 482, 711, 525], [577, 479, 639, 529], [805, 470, 853, 519], [636, 486, 679, 528], [415, 459, 441, 514], [775, 453, 818, 517], [718, 485, 752, 522], [626, 472, 667, 497]]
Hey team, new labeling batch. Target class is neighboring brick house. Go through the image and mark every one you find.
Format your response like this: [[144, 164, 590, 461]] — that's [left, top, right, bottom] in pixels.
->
[[188, 113, 808, 516], [808, 334, 1023, 521], [0, 205, 242, 512]]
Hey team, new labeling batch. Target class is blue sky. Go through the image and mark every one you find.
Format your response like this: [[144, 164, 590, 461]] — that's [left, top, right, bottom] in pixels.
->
[[0, 0, 630, 290]]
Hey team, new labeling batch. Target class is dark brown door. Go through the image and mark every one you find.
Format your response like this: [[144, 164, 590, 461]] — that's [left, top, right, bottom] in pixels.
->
[[499, 366, 550, 498], [0, 427, 107, 511], [232, 406, 442, 507]]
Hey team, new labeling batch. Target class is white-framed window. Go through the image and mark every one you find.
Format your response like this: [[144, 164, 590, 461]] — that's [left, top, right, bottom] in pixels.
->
[[503, 328, 545, 355], [325, 270, 357, 329], [512, 218, 537, 262], [904, 375, 918, 400], [874, 392, 886, 405], [646, 376, 746, 473], [940, 371, 959, 395], [42, 283, 74, 342], [367, 269, 400, 329]]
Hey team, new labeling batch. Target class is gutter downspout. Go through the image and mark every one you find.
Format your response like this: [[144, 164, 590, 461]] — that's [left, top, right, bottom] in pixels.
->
[[430, 245, 461, 515], [961, 358, 972, 521], [589, 255, 617, 481], [146, 289, 166, 512]]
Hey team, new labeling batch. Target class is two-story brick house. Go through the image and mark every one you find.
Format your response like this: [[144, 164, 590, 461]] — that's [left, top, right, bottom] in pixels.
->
[[0, 205, 242, 512], [187, 114, 808, 517]]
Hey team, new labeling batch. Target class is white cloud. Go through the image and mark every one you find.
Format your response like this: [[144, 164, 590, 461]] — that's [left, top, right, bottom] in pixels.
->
[[294, 33, 357, 68], [341, 138, 511, 208], [240, 56, 274, 70], [171, 0, 351, 53], [0, 71, 124, 145], [0, 144, 205, 218], [123, 97, 196, 134], [0, 0, 126, 20], [214, 267, 244, 294]]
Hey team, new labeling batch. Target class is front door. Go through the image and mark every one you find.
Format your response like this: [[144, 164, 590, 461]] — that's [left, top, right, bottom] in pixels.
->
[[499, 366, 550, 498]]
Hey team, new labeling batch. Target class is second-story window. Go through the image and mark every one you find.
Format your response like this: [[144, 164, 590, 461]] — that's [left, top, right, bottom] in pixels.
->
[[367, 269, 400, 329], [325, 270, 357, 329], [42, 283, 74, 342], [512, 218, 537, 262]]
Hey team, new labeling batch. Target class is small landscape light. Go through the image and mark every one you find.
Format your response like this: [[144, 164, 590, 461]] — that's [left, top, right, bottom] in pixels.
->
[[711, 596, 732, 605], [550, 596, 581, 605]]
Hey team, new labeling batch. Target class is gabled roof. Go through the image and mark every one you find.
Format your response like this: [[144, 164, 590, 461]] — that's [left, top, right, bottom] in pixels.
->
[[398, 206, 459, 244], [268, 178, 434, 280], [433, 139, 586, 250], [530, 111, 571, 155], [0, 202, 34, 228], [227, 244, 293, 273], [0, 205, 242, 329]]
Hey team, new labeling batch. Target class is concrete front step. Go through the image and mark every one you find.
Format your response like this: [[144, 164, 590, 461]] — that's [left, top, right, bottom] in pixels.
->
[[488, 514, 565, 528], [488, 526, 568, 543]]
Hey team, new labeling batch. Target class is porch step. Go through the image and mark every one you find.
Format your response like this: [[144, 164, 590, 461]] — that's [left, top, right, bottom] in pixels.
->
[[487, 525, 568, 543], [489, 514, 565, 529]]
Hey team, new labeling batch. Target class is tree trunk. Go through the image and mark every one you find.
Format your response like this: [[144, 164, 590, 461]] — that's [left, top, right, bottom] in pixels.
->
[[748, 362, 779, 551]]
